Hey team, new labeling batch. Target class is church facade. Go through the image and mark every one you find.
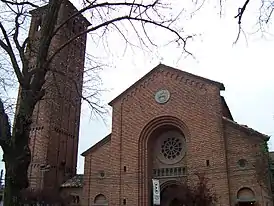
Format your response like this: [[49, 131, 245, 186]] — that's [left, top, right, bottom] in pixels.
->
[[81, 64, 273, 206]]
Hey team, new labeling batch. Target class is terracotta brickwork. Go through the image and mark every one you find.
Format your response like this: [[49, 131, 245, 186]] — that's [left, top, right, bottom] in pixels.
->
[[82, 64, 272, 206], [22, 0, 89, 191], [224, 119, 272, 205], [82, 137, 111, 206]]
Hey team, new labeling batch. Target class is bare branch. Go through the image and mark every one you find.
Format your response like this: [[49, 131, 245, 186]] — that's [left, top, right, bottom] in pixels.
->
[[0, 0, 39, 8], [234, 0, 250, 25], [0, 22, 24, 86], [13, 11, 29, 76], [47, 15, 192, 66], [52, 1, 161, 38]]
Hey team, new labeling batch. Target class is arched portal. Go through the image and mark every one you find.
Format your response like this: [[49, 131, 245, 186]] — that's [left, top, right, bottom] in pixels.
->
[[138, 116, 190, 206], [94, 194, 108, 206], [160, 183, 182, 206], [236, 187, 256, 206]]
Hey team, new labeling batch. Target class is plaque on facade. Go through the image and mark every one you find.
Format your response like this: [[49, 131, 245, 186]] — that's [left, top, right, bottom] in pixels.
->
[[152, 179, 161, 205], [155, 89, 170, 104]]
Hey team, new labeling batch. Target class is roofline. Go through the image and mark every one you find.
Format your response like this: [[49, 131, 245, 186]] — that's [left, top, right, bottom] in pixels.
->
[[221, 96, 234, 121], [60, 174, 84, 188], [108, 63, 225, 106], [81, 134, 111, 156], [222, 117, 270, 141]]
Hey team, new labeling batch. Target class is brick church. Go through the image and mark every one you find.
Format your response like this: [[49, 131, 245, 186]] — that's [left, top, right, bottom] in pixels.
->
[[23, 1, 274, 206], [80, 64, 273, 206]]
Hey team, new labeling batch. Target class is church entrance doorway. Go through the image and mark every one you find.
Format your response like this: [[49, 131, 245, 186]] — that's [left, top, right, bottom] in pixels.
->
[[160, 184, 182, 206], [236, 187, 256, 206], [169, 198, 181, 206]]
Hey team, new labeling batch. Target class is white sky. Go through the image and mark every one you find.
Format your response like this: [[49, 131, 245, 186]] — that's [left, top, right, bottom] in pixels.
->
[[0, 0, 273, 177]]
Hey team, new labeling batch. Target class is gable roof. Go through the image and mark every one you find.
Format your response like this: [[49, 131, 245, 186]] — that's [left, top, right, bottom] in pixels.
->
[[60, 174, 83, 188], [81, 134, 111, 156], [108, 64, 225, 106], [222, 117, 270, 141]]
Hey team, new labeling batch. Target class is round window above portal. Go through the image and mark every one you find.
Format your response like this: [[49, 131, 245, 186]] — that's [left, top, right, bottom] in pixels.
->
[[238, 159, 248, 168], [156, 130, 186, 165]]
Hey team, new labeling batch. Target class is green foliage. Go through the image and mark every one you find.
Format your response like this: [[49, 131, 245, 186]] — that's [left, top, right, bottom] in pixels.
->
[[261, 141, 269, 154]]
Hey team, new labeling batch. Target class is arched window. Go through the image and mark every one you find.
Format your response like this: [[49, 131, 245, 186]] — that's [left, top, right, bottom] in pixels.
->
[[94, 194, 108, 205], [237, 187, 256, 203]]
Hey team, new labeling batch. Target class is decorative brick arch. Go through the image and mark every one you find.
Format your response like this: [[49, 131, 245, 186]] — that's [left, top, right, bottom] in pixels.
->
[[160, 180, 181, 192], [236, 187, 256, 203], [94, 194, 108, 206], [138, 115, 190, 206]]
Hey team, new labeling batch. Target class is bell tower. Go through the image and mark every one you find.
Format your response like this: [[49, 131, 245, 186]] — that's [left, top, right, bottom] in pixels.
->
[[25, 0, 89, 190]]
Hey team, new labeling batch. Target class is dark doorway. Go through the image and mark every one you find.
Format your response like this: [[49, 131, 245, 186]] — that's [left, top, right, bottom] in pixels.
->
[[160, 184, 181, 206], [169, 198, 181, 206]]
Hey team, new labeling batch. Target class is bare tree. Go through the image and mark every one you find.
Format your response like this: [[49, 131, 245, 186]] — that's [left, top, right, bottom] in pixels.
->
[[0, 0, 192, 205], [228, 0, 274, 42]]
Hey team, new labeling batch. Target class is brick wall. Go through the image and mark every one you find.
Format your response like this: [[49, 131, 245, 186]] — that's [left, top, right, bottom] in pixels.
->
[[82, 139, 111, 206], [224, 120, 272, 205], [60, 187, 82, 206]]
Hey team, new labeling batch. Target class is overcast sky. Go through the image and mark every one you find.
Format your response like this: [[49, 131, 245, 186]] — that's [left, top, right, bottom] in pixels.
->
[[0, 0, 273, 177]]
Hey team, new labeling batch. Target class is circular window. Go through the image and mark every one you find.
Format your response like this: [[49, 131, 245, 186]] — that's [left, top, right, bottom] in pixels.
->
[[161, 137, 182, 160], [156, 131, 186, 165], [238, 159, 248, 168]]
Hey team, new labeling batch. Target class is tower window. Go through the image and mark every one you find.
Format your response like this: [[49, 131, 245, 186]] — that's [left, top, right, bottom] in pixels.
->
[[123, 198, 126, 205], [99, 171, 105, 178], [124, 166, 127, 172], [206, 160, 210, 167], [35, 18, 42, 31]]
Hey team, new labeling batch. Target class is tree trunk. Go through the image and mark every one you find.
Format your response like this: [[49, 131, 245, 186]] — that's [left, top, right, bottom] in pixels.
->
[[2, 89, 36, 206], [3, 139, 31, 206], [4, 166, 21, 206]]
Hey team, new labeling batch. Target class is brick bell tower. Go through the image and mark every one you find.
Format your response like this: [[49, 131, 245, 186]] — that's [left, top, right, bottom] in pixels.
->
[[23, 0, 90, 190]]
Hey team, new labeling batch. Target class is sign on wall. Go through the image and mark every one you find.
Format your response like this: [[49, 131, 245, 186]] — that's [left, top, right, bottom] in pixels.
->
[[152, 179, 160, 205]]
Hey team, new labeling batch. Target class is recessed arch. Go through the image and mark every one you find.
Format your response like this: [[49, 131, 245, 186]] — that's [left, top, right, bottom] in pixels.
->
[[139, 115, 190, 147], [138, 115, 190, 206], [94, 194, 108, 205], [237, 187, 256, 203], [160, 180, 181, 192], [160, 181, 184, 206]]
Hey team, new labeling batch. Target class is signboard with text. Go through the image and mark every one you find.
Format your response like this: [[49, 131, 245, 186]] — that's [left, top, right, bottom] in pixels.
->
[[152, 179, 160, 205]]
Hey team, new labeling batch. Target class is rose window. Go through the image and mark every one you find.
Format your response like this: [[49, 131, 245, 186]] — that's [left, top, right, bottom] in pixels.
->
[[156, 130, 186, 165], [161, 137, 182, 160]]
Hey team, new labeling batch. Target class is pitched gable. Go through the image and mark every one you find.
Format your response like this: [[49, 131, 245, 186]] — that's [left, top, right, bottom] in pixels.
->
[[223, 117, 269, 141], [81, 134, 111, 157], [108, 64, 225, 106]]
